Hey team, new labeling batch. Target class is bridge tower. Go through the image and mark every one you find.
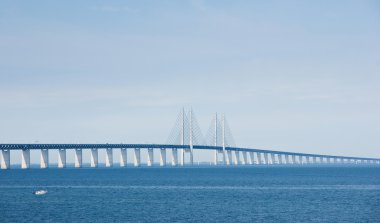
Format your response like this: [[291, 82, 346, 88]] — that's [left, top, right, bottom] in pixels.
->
[[213, 113, 218, 165], [222, 113, 227, 165], [180, 108, 185, 166], [189, 108, 194, 165]]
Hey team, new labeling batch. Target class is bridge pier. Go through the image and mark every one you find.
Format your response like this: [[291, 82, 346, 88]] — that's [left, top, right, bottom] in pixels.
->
[[264, 153, 269, 165], [257, 153, 262, 164], [305, 156, 310, 164], [58, 149, 66, 168], [285, 155, 289, 164], [214, 150, 220, 164], [120, 148, 127, 167], [147, 149, 154, 166], [242, 152, 248, 165], [1, 150, 10, 169], [90, 149, 98, 167], [75, 149, 82, 168], [291, 155, 295, 164], [171, 149, 178, 166], [106, 148, 113, 167], [160, 148, 166, 166], [277, 154, 283, 165], [298, 156, 304, 164], [189, 149, 194, 165], [179, 148, 184, 166], [248, 152, 253, 164], [226, 150, 232, 166], [270, 153, 276, 164], [233, 151, 239, 165], [40, 149, 48, 168], [300, 156, 304, 164], [21, 149, 30, 169], [134, 148, 141, 167], [213, 150, 218, 165]]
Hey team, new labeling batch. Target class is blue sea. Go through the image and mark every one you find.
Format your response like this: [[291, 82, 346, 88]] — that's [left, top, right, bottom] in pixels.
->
[[0, 166, 379, 222]]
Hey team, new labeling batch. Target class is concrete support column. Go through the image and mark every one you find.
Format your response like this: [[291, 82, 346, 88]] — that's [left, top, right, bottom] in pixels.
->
[[264, 153, 269, 165], [226, 150, 232, 165], [306, 156, 311, 164], [40, 149, 49, 169], [105, 148, 113, 167], [171, 149, 178, 166], [222, 150, 227, 165], [313, 156, 317, 164], [242, 152, 248, 165], [213, 150, 218, 165], [190, 149, 194, 165], [58, 149, 66, 168], [270, 153, 276, 164], [120, 148, 127, 167], [284, 155, 289, 164], [298, 156, 303, 164], [217, 150, 223, 164], [233, 151, 239, 165], [291, 155, 296, 164], [147, 149, 154, 167], [278, 154, 283, 165], [75, 149, 82, 168], [1, 150, 10, 169], [257, 153, 263, 165], [133, 148, 141, 167], [179, 148, 184, 166], [21, 149, 30, 169], [249, 152, 254, 165], [160, 149, 166, 166], [90, 149, 98, 167]]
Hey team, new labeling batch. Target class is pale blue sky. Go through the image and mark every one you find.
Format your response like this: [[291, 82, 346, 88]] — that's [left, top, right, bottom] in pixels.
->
[[0, 0, 379, 163]]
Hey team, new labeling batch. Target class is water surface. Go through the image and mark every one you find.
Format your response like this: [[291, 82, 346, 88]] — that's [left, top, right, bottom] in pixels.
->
[[0, 166, 379, 222]]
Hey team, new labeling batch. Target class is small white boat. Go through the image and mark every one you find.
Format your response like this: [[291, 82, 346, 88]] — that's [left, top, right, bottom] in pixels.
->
[[33, 190, 48, 195]]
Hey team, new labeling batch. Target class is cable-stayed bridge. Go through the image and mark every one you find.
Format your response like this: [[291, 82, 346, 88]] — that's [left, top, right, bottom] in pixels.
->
[[1, 109, 379, 169]]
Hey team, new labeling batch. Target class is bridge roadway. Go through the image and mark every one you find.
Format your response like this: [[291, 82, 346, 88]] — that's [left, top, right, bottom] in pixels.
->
[[1, 144, 380, 169]]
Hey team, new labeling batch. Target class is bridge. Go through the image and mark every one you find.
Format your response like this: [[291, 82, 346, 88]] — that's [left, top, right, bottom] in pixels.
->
[[1, 109, 379, 169]]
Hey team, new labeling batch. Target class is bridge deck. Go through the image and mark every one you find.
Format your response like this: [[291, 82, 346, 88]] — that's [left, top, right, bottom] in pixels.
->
[[0, 144, 378, 161]]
